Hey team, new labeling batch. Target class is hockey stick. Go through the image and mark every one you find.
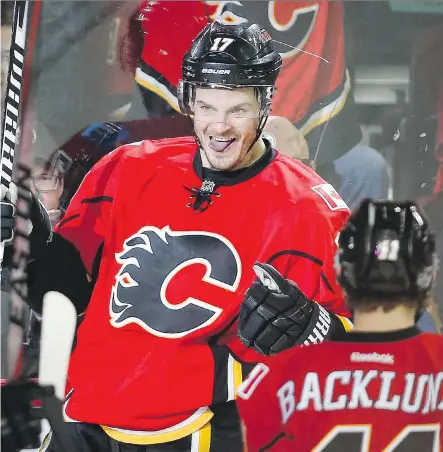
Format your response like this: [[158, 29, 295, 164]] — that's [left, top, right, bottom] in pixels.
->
[[0, 2, 32, 269], [3, 0, 78, 400], [4, 292, 77, 452], [35, 291, 77, 452], [1, 1, 43, 382], [1, 5, 78, 450], [38, 292, 77, 400]]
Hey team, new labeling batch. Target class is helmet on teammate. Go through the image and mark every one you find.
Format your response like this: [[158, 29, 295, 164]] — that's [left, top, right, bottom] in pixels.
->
[[178, 21, 282, 119], [46, 122, 131, 211], [338, 199, 438, 303]]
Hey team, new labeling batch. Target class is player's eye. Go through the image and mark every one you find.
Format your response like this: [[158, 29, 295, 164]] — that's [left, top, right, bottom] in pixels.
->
[[197, 104, 216, 116], [232, 108, 246, 115]]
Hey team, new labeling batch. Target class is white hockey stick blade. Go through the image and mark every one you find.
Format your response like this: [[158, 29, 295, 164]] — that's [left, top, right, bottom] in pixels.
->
[[38, 291, 76, 400]]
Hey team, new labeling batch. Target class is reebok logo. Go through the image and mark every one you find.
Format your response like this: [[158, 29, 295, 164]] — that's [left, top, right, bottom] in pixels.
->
[[351, 352, 395, 365]]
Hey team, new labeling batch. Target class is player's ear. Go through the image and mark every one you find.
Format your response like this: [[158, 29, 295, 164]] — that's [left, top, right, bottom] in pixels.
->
[[253, 262, 288, 293]]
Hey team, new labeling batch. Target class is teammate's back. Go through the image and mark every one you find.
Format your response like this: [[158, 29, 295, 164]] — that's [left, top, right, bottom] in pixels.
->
[[238, 330, 443, 452], [237, 199, 442, 452]]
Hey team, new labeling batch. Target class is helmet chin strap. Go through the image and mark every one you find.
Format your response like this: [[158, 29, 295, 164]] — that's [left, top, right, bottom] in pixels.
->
[[247, 113, 269, 156], [192, 129, 213, 170]]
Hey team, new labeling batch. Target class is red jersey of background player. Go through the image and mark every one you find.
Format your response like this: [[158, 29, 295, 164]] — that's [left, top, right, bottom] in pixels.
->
[[136, 1, 361, 161], [56, 137, 349, 443], [237, 328, 443, 452]]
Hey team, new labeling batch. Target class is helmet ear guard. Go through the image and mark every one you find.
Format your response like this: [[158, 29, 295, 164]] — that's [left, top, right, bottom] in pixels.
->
[[258, 85, 276, 115], [412, 220, 439, 293], [177, 80, 192, 115]]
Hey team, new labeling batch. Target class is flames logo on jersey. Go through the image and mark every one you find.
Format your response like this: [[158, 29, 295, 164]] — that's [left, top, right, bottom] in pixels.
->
[[205, 1, 319, 58], [110, 226, 242, 338]]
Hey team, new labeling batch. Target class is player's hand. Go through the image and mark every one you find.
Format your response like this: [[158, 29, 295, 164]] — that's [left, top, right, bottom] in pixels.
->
[[1, 200, 15, 243], [1, 380, 42, 451], [1, 185, 17, 243], [238, 263, 317, 355], [1, 184, 52, 260], [1, 380, 77, 452]]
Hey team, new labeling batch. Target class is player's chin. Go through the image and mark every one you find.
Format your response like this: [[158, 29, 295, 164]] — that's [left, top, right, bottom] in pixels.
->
[[207, 150, 244, 171]]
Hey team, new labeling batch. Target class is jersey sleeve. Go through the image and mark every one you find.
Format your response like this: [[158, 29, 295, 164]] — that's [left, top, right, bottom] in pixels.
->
[[236, 359, 289, 452], [54, 145, 128, 275], [270, 207, 350, 317], [220, 205, 351, 366]]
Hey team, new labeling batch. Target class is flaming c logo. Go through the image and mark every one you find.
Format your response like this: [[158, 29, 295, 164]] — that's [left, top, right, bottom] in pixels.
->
[[110, 226, 242, 338], [267, 1, 319, 58]]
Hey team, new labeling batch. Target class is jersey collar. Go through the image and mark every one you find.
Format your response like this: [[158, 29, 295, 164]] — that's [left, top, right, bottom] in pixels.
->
[[192, 139, 276, 187], [333, 326, 421, 343]]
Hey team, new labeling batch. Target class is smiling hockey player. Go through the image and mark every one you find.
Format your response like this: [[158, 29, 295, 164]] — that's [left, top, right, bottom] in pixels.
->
[[1, 22, 351, 452]]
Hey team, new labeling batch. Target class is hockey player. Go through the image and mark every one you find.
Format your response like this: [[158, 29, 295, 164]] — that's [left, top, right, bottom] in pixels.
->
[[1, 22, 351, 451], [237, 199, 442, 452]]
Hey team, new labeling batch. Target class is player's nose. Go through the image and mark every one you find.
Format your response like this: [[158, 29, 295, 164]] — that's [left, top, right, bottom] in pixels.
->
[[209, 120, 232, 136]]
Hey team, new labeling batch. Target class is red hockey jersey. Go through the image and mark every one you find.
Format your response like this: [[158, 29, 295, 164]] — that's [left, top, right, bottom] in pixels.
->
[[237, 328, 443, 452], [55, 137, 350, 444]]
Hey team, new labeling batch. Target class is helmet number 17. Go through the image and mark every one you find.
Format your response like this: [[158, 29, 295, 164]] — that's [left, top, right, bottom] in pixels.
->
[[210, 37, 235, 51]]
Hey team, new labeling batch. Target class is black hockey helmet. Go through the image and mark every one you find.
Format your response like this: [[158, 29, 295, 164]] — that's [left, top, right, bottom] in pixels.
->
[[178, 21, 282, 116], [46, 122, 131, 211], [338, 199, 438, 300]]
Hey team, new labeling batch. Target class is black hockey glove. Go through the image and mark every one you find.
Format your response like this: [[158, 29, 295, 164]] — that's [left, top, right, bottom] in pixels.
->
[[238, 263, 333, 355], [1, 380, 76, 452], [1, 380, 42, 451], [1, 187, 15, 243], [1, 184, 52, 266]]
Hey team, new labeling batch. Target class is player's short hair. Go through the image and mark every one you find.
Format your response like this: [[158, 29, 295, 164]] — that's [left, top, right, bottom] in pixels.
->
[[346, 293, 429, 315]]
